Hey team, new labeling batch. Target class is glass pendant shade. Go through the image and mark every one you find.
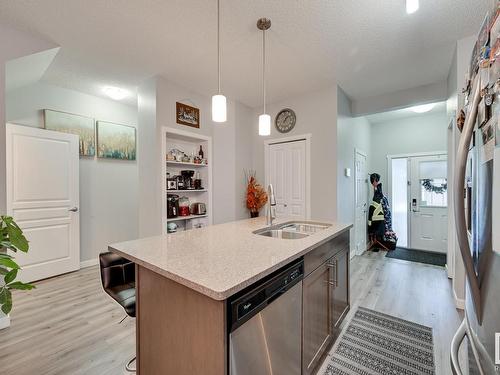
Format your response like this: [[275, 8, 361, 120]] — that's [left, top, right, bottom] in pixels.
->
[[259, 114, 271, 136], [212, 94, 227, 122]]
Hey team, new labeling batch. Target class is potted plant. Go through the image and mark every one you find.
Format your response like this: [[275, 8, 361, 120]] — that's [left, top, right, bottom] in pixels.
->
[[245, 170, 268, 218], [0, 216, 35, 315]]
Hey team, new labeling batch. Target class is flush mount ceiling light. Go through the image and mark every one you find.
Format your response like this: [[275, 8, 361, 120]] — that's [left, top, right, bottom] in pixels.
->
[[411, 103, 435, 113], [406, 0, 419, 14], [211, 0, 227, 123], [257, 17, 271, 136], [103, 86, 129, 100]]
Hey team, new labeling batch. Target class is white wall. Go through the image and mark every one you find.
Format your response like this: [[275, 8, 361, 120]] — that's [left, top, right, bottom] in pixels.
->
[[5, 82, 139, 265], [369, 111, 448, 186], [138, 76, 254, 237], [252, 86, 338, 221], [0, 23, 57, 329], [337, 87, 371, 253]]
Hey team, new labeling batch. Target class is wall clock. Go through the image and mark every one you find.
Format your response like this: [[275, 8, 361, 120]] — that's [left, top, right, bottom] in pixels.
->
[[275, 108, 296, 133]]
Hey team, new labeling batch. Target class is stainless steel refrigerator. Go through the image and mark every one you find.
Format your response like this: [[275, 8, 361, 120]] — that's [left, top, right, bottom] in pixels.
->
[[450, 11, 500, 373]]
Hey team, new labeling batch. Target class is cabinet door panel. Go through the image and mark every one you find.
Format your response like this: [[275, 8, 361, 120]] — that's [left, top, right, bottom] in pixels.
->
[[302, 263, 332, 375], [332, 248, 349, 330]]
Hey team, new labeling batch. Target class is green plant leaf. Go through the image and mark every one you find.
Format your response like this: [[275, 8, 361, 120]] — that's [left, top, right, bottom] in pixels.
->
[[0, 267, 8, 275], [6, 230, 28, 253], [0, 288, 8, 304], [4, 269, 17, 284], [1, 300, 12, 315], [0, 288, 12, 314], [0, 253, 13, 259], [0, 258, 20, 270], [7, 281, 35, 291]]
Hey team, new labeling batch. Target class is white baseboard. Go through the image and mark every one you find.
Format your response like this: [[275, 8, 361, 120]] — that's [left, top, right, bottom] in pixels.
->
[[0, 315, 10, 330], [453, 289, 465, 310], [80, 258, 98, 269]]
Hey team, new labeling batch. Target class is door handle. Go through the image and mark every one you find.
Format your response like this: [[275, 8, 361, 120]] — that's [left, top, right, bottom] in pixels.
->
[[68, 207, 79, 212], [454, 75, 483, 319], [450, 320, 466, 375], [326, 260, 337, 288]]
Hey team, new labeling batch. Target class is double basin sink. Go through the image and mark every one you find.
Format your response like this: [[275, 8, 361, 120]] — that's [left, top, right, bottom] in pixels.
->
[[253, 221, 331, 240]]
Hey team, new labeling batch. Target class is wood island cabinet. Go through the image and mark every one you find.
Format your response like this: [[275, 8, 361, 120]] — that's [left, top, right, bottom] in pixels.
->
[[302, 232, 350, 375]]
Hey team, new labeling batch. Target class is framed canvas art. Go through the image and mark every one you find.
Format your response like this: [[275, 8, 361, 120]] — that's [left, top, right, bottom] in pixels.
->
[[44, 109, 95, 156], [97, 121, 136, 160]]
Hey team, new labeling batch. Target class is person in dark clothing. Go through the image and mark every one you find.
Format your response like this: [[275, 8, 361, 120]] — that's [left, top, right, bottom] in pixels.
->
[[368, 173, 398, 250]]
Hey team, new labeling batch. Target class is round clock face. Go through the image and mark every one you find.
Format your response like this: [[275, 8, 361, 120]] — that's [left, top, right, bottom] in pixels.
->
[[275, 108, 296, 133]]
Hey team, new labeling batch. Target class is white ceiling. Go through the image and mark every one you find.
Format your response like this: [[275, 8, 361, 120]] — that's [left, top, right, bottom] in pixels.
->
[[0, 0, 491, 108], [365, 101, 447, 124]]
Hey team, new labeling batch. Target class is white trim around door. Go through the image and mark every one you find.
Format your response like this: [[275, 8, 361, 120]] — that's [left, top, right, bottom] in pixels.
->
[[264, 134, 312, 220], [354, 148, 368, 257]]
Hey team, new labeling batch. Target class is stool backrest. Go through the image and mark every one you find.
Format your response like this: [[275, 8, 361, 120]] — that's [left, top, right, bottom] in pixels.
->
[[99, 252, 135, 291]]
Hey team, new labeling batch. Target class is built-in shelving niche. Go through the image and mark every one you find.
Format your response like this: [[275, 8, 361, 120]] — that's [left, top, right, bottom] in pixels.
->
[[161, 127, 213, 234]]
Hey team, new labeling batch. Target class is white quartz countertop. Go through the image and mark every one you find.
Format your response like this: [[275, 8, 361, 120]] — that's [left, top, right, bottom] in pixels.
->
[[108, 217, 352, 300]]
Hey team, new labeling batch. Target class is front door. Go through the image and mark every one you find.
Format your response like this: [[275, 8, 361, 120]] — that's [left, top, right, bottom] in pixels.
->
[[6, 123, 80, 282], [268, 140, 306, 218], [354, 150, 368, 257], [409, 155, 448, 253]]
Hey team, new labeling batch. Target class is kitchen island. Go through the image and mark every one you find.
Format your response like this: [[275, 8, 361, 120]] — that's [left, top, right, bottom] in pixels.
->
[[109, 217, 352, 374]]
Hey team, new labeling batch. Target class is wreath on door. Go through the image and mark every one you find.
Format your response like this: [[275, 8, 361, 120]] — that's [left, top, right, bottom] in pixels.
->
[[422, 179, 447, 194]]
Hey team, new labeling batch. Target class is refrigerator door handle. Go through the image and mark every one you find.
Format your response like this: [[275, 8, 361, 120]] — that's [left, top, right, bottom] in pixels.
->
[[453, 75, 483, 320], [450, 320, 466, 375]]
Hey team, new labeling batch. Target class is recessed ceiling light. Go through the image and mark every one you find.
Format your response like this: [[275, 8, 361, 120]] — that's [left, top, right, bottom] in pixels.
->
[[406, 0, 419, 14], [103, 86, 129, 100], [410, 103, 435, 113]]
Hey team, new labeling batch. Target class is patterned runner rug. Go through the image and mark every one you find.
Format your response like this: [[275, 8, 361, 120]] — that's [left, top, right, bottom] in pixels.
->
[[324, 307, 435, 375]]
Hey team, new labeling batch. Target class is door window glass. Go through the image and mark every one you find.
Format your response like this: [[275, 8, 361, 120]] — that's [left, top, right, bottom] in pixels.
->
[[420, 178, 447, 207]]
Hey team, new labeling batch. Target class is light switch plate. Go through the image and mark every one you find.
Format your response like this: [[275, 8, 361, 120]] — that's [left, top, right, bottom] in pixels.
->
[[345, 168, 351, 177]]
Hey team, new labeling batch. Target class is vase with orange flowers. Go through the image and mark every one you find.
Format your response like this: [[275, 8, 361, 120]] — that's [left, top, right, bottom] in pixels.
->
[[245, 170, 268, 218]]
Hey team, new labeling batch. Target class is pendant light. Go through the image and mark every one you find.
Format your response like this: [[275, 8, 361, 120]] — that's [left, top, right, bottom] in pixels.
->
[[212, 0, 227, 122], [257, 18, 271, 136]]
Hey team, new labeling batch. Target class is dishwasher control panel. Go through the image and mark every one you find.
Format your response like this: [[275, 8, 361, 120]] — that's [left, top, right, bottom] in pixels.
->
[[228, 259, 304, 332]]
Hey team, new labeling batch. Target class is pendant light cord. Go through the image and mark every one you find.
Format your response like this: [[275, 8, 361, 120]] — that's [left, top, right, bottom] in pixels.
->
[[217, 0, 221, 94], [262, 27, 266, 114]]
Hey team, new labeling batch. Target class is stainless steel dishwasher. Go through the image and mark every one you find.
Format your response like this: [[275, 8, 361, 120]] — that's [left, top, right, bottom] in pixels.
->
[[228, 259, 303, 375]]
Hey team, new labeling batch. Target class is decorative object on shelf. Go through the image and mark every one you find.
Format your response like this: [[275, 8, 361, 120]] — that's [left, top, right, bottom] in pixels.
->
[[275, 108, 296, 133], [0, 215, 35, 315], [257, 17, 271, 136], [194, 171, 203, 190], [167, 222, 178, 233], [211, 0, 227, 123], [97, 121, 136, 160], [199, 145, 204, 159], [44, 109, 95, 156], [190, 202, 207, 215], [245, 169, 268, 217], [179, 196, 191, 216], [176, 102, 200, 128], [422, 179, 447, 194], [167, 194, 180, 218]]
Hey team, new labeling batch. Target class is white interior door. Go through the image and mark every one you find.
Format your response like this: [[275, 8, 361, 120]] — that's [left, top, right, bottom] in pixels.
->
[[409, 155, 448, 253], [354, 151, 368, 257], [268, 140, 306, 218], [6, 123, 80, 282]]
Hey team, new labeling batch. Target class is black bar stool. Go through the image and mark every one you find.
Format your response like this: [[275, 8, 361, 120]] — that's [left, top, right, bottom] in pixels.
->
[[99, 251, 136, 372]]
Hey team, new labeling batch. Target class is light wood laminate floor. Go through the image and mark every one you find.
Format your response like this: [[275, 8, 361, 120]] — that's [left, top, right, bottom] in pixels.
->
[[318, 251, 463, 375], [0, 251, 462, 375]]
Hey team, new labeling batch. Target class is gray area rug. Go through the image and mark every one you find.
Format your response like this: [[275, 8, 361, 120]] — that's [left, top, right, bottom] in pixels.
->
[[324, 307, 435, 375]]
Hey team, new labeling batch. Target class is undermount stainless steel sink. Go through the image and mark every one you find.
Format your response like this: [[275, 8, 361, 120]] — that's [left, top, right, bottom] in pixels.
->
[[257, 229, 309, 239], [253, 221, 331, 239]]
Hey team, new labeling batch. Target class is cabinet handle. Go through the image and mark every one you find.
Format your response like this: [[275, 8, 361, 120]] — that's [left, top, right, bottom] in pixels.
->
[[326, 260, 337, 288]]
